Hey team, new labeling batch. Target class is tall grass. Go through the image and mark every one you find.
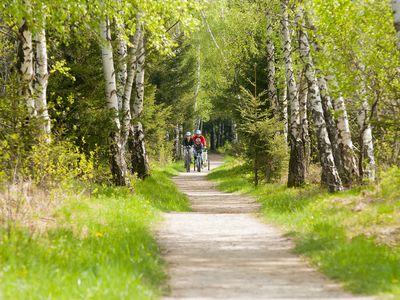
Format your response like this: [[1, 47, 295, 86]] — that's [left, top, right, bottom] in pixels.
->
[[209, 157, 400, 297], [0, 162, 190, 299]]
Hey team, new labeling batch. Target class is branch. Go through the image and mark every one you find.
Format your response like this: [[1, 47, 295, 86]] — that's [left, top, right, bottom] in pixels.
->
[[200, 10, 226, 62], [135, 20, 181, 61]]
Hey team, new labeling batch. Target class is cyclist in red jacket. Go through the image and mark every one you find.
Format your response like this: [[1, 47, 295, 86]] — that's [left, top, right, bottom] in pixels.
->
[[193, 129, 207, 168], [193, 129, 206, 148]]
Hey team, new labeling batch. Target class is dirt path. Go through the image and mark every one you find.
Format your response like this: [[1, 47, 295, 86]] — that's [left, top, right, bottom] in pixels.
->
[[156, 155, 373, 300]]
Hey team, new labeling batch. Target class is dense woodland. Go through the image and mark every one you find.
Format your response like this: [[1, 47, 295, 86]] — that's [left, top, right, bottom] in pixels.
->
[[1, 0, 399, 192], [1, 0, 400, 298]]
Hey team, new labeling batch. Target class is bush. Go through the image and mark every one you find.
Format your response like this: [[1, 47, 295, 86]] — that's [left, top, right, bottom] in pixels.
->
[[379, 166, 400, 200], [28, 140, 99, 189]]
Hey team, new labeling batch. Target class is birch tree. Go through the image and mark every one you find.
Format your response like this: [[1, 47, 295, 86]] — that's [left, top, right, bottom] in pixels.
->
[[266, 9, 278, 114], [334, 96, 359, 186], [318, 76, 344, 180], [130, 27, 150, 178], [297, 9, 343, 192], [100, 16, 128, 185], [357, 98, 376, 182], [34, 27, 51, 140], [298, 71, 310, 170], [18, 21, 36, 117], [121, 25, 141, 157], [280, 0, 306, 187]]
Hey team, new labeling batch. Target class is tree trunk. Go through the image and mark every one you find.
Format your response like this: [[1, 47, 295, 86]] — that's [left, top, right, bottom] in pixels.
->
[[298, 71, 310, 171], [18, 21, 36, 116], [174, 124, 180, 160], [392, 0, 400, 51], [280, 0, 306, 187], [231, 120, 238, 144], [318, 76, 347, 182], [131, 27, 150, 178], [116, 24, 128, 113], [211, 124, 217, 151], [281, 82, 288, 142], [121, 24, 141, 161], [218, 122, 223, 148], [298, 10, 343, 192], [357, 99, 376, 182], [266, 9, 279, 113], [334, 97, 359, 186], [35, 28, 51, 142], [100, 17, 128, 186], [194, 44, 201, 128]]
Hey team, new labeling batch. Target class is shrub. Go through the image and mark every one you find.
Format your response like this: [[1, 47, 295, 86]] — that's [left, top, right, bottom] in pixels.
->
[[379, 166, 400, 200]]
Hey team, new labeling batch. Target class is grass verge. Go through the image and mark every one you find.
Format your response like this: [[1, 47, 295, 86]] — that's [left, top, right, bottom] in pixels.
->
[[0, 162, 189, 300], [208, 156, 400, 298]]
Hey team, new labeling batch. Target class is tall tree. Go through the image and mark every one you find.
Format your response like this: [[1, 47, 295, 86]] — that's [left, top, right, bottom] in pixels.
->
[[280, 0, 306, 187], [357, 98, 376, 182], [334, 96, 359, 186], [298, 71, 310, 171], [18, 21, 36, 117], [34, 27, 51, 141], [266, 9, 278, 114], [130, 26, 150, 178], [297, 9, 343, 192], [317, 76, 344, 181], [100, 16, 128, 185]]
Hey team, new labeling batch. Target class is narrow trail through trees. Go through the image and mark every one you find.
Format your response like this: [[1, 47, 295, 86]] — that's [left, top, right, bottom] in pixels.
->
[[156, 155, 373, 300]]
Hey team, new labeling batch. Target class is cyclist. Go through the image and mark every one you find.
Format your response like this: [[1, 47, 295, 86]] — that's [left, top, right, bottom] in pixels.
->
[[182, 131, 194, 167], [182, 131, 194, 147], [193, 137, 204, 167], [193, 129, 207, 168], [192, 129, 206, 148]]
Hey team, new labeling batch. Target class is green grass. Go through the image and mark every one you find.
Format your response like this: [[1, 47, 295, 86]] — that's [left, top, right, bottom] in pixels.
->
[[209, 157, 400, 298], [0, 162, 190, 299]]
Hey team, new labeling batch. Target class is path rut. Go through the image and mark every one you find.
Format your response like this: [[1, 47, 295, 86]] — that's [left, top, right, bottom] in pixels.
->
[[156, 155, 373, 300]]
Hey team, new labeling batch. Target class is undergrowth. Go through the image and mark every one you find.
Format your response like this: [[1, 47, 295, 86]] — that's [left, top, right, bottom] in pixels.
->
[[0, 162, 189, 299], [209, 157, 400, 298]]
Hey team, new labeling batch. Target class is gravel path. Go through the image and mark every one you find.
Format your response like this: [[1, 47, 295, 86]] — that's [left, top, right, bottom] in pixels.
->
[[156, 155, 373, 300]]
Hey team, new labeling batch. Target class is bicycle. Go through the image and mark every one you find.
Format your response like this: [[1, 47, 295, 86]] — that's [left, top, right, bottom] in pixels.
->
[[183, 146, 192, 172], [194, 151, 202, 172]]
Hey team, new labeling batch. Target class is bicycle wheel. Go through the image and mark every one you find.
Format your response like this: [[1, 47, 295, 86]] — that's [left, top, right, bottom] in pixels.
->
[[208, 157, 210, 170], [185, 158, 190, 172], [197, 157, 201, 172]]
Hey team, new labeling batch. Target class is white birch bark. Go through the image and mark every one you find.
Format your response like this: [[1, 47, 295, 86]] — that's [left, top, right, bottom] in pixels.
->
[[392, 0, 400, 51], [298, 10, 343, 192], [334, 97, 359, 185], [318, 75, 344, 178], [35, 28, 51, 141], [357, 99, 376, 182], [280, 0, 306, 187], [298, 71, 310, 170], [19, 21, 36, 116], [133, 28, 145, 119], [266, 9, 278, 113], [131, 26, 150, 178], [281, 81, 288, 142], [116, 25, 128, 113], [121, 26, 141, 148], [194, 44, 201, 128], [100, 17, 127, 185], [355, 61, 376, 183], [174, 124, 180, 160]]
